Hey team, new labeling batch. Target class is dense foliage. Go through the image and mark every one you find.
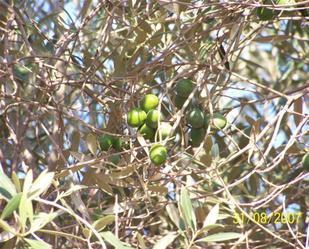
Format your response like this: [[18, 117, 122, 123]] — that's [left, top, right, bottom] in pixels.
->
[[0, 0, 308, 248]]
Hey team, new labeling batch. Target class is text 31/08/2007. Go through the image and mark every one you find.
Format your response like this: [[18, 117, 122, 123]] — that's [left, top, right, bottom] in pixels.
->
[[233, 212, 302, 225]]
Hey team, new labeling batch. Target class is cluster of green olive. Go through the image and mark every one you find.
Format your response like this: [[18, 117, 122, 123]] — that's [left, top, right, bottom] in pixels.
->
[[100, 79, 228, 167], [173, 79, 227, 147], [127, 94, 173, 166]]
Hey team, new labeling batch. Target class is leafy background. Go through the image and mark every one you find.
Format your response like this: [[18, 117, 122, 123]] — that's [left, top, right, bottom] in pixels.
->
[[0, 0, 308, 248]]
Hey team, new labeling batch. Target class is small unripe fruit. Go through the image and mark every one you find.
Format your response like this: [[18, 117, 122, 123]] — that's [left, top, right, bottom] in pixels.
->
[[112, 137, 123, 151], [174, 94, 189, 109], [190, 128, 206, 147], [257, 7, 274, 21], [256, 0, 290, 20], [175, 79, 194, 98], [139, 123, 156, 141], [187, 108, 205, 129], [278, 0, 292, 3], [140, 94, 159, 113], [204, 115, 210, 129], [99, 135, 113, 151], [146, 110, 163, 129], [127, 108, 147, 128], [108, 154, 121, 166], [213, 113, 227, 130], [149, 144, 167, 166], [257, 0, 275, 20], [13, 64, 29, 81], [302, 154, 309, 171], [156, 122, 174, 141]]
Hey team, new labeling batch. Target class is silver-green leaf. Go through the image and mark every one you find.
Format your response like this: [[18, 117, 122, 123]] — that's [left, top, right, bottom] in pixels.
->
[[179, 186, 196, 231], [196, 232, 242, 243], [153, 233, 178, 249]]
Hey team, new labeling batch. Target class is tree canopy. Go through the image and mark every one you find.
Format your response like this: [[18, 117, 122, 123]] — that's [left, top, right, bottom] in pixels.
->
[[0, 0, 308, 248]]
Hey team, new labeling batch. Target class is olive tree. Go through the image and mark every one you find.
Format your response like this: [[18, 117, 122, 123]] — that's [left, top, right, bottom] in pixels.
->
[[0, 0, 308, 248]]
